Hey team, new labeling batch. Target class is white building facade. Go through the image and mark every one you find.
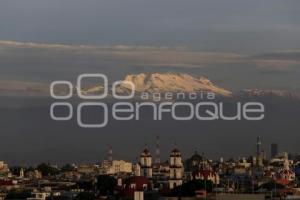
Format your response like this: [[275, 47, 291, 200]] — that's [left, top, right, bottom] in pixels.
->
[[169, 148, 184, 189]]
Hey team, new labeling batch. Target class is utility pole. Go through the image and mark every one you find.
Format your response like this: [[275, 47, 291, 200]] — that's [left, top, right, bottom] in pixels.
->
[[155, 136, 160, 165]]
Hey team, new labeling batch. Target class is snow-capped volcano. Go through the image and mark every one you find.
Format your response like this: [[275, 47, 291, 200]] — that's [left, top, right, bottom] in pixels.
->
[[117, 73, 232, 96], [83, 73, 300, 100]]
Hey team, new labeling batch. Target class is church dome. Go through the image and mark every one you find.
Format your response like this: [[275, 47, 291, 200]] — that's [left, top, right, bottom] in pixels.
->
[[170, 148, 181, 157], [141, 148, 151, 157], [190, 151, 203, 162]]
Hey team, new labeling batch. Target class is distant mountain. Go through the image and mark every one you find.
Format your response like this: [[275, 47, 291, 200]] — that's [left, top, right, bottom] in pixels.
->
[[0, 81, 49, 96], [2, 73, 300, 101], [236, 89, 300, 100], [49, 73, 300, 101], [85, 73, 232, 97]]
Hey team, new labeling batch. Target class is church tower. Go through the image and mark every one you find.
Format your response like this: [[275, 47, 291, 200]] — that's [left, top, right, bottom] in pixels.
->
[[19, 168, 24, 178], [140, 146, 153, 178], [169, 147, 184, 189]]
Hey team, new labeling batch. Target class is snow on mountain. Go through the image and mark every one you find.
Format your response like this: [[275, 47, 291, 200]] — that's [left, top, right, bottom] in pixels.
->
[[80, 85, 104, 95], [82, 73, 232, 97], [3, 74, 299, 101], [118, 73, 232, 96]]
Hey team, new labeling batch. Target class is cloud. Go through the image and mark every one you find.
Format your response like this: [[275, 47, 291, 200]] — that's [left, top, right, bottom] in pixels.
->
[[247, 51, 300, 74], [1, 40, 300, 93], [2, 41, 299, 70], [251, 51, 300, 61], [0, 80, 49, 96], [0, 40, 245, 69], [0, 40, 187, 51]]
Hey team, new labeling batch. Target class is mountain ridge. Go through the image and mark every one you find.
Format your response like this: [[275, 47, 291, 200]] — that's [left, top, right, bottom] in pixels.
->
[[116, 73, 232, 96], [1, 73, 300, 100]]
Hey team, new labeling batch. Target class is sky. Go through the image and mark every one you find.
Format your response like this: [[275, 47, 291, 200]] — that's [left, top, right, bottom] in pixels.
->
[[0, 0, 300, 92], [0, 0, 300, 164], [0, 0, 300, 53]]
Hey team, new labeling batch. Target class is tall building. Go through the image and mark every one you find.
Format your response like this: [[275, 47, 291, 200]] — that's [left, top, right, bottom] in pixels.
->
[[169, 148, 184, 189], [271, 143, 278, 158], [256, 136, 263, 167], [256, 136, 261, 158], [140, 146, 153, 178]]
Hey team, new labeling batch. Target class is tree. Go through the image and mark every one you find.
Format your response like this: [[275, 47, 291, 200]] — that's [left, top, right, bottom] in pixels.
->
[[37, 163, 60, 176], [61, 164, 75, 172], [96, 175, 117, 196], [5, 190, 31, 199], [172, 180, 213, 196], [9, 166, 22, 176], [74, 192, 94, 200], [47, 196, 70, 200], [75, 180, 94, 191], [259, 181, 285, 191]]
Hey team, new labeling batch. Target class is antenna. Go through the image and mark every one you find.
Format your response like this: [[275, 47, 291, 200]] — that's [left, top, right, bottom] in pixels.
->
[[256, 136, 262, 166], [155, 136, 160, 164], [173, 140, 177, 149], [108, 145, 113, 163], [256, 136, 261, 157]]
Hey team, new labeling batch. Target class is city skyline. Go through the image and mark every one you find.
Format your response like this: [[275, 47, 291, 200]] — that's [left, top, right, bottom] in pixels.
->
[[1, 1, 300, 199], [0, 0, 299, 174]]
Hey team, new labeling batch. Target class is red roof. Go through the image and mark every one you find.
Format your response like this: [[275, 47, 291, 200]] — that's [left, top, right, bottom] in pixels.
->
[[117, 176, 151, 198], [0, 179, 14, 186]]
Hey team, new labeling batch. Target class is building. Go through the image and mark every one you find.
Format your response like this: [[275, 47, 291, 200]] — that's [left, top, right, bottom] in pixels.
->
[[99, 159, 112, 174], [192, 169, 220, 184], [117, 176, 152, 199], [0, 161, 9, 175], [26, 170, 42, 179], [77, 164, 96, 174], [169, 148, 184, 189], [107, 160, 132, 175], [140, 147, 153, 178], [274, 155, 295, 185], [187, 151, 208, 172], [27, 192, 50, 200]]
